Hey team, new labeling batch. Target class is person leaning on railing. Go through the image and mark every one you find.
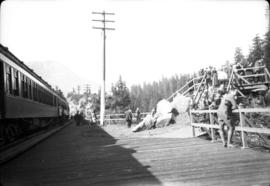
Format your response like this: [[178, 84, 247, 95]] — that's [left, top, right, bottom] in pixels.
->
[[217, 88, 238, 148]]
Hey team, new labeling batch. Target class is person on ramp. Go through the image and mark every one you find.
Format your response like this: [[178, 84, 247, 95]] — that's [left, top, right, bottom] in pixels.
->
[[217, 88, 238, 148]]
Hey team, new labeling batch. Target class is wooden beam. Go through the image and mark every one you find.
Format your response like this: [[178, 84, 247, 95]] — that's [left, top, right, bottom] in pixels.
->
[[191, 123, 270, 134], [191, 107, 270, 114], [243, 115, 270, 147]]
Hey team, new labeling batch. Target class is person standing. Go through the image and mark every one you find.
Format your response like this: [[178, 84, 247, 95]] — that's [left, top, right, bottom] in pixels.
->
[[126, 109, 133, 128], [212, 68, 218, 87], [135, 108, 141, 124], [91, 110, 97, 125], [74, 110, 81, 126], [217, 88, 238, 148]]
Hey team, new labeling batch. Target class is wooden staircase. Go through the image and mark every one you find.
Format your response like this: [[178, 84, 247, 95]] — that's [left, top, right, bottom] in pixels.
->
[[167, 65, 270, 108], [227, 65, 270, 96]]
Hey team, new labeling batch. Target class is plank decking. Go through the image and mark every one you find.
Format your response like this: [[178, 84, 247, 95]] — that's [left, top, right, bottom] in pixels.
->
[[1, 121, 270, 186]]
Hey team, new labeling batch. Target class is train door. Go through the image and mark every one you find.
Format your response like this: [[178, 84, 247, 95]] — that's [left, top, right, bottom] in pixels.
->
[[0, 60, 5, 119]]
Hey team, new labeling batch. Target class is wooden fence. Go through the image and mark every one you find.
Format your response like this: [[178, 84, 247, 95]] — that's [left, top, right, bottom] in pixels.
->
[[97, 112, 150, 125], [190, 104, 270, 149]]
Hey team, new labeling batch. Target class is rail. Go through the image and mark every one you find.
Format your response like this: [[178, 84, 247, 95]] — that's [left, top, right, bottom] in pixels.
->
[[167, 75, 204, 101], [96, 112, 150, 124], [190, 105, 270, 149]]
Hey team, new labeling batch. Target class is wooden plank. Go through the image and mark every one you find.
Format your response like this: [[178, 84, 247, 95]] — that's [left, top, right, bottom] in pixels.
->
[[1, 123, 270, 186], [191, 107, 270, 114], [191, 122, 270, 134], [241, 73, 266, 78], [191, 123, 220, 129]]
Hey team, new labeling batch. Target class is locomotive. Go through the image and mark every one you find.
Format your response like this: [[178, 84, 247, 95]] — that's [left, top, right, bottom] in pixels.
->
[[0, 44, 69, 145]]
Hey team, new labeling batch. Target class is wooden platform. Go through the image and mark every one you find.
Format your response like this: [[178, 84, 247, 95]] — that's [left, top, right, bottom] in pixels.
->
[[1, 121, 270, 186]]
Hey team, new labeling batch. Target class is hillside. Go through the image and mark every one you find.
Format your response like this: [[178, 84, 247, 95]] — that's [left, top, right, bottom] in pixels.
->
[[26, 61, 88, 96]]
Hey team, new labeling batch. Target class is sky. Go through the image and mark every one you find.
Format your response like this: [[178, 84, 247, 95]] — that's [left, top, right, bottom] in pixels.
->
[[0, 0, 269, 94]]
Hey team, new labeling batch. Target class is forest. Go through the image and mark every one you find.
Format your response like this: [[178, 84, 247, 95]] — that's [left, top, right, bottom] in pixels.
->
[[67, 31, 270, 115]]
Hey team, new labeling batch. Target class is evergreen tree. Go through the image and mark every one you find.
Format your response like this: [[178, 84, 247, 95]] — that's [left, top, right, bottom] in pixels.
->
[[234, 47, 245, 64], [263, 31, 270, 71], [247, 34, 264, 66], [110, 76, 131, 113]]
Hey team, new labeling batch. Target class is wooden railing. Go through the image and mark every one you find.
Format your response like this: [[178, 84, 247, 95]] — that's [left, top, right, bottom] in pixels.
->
[[97, 112, 150, 124], [232, 66, 270, 85], [190, 104, 270, 149], [167, 75, 204, 101]]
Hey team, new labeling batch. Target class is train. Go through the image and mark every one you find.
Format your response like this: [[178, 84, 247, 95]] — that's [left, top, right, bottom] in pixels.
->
[[0, 44, 69, 145]]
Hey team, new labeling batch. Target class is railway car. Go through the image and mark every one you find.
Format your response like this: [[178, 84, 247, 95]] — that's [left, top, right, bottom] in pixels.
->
[[0, 44, 69, 145]]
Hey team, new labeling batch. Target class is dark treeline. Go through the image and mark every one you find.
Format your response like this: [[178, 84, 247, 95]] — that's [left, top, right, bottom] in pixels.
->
[[67, 31, 270, 115], [130, 74, 190, 112]]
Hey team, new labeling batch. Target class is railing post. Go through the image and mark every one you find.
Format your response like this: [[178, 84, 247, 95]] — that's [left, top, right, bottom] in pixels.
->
[[264, 67, 268, 82], [209, 108, 216, 142], [190, 110, 195, 137], [239, 103, 248, 149]]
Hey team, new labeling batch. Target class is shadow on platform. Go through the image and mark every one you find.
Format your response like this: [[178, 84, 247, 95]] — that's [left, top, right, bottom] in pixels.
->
[[79, 124, 162, 185], [0, 121, 161, 186]]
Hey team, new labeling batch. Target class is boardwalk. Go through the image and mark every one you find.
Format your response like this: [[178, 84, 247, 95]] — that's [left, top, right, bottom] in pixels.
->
[[1, 121, 270, 186]]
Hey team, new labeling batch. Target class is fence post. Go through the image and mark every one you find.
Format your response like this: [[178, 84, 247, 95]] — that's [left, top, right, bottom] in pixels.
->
[[239, 103, 248, 149], [190, 110, 195, 137], [264, 67, 267, 83], [209, 109, 216, 142]]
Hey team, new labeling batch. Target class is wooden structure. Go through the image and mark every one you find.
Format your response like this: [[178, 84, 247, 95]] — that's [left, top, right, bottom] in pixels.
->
[[190, 105, 270, 149], [96, 112, 149, 125], [167, 74, 206, 102], [168, 65, 270, 108], [227, 65, 270, 96], [1, 123, 270, 185]]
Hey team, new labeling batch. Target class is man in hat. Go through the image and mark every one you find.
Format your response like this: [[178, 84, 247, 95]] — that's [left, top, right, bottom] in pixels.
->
[[217, 88, 238, 148]]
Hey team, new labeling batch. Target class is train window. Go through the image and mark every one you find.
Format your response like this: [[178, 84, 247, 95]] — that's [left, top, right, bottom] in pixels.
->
[[28, 80, 32, 100], [6, 65, 12, 94], [21, 74, 24, 96], [37, 85, 40, 102], [37, 86, 40, 102], [35, 84, 38, 101], [32, 82, 36, 101], [33, 82, 35, 101], [34, 83, 38, 101], [13, 69, 19, 96], [41, 88, 44, 103], [23, 76, 28, 98]]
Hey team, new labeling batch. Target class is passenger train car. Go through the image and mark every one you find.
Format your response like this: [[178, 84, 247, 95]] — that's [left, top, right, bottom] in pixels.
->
[[0, 44, 69, 145]]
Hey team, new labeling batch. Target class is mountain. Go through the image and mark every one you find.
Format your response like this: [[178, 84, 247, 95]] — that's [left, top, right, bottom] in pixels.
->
[[26, 61, 88, 96]]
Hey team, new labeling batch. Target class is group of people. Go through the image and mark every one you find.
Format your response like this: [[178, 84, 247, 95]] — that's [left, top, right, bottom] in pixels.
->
[[73, 110, 97, 126], [194, 61, 268, 148], [198, 66, 219, 88], [233, 59, 265, 83], [74, 111, 84, 126], [125, 108, 141, 128]]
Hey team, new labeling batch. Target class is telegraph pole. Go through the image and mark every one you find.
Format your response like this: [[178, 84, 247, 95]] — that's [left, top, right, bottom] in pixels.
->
[[92, 11, 115, 126], [84, 84, 91, 99], [77, 85, 81, 95]]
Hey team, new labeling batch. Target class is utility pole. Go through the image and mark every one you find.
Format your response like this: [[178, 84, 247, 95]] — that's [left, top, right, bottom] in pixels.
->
[[92, 11, 115, 126], [84, 84, 91, 100], [84, 84, 91, 95], [77, 85, 81, 95]]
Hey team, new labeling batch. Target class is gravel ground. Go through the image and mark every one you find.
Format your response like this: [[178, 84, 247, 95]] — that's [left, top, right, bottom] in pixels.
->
[[100, 123, 203, 139]]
